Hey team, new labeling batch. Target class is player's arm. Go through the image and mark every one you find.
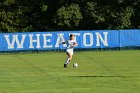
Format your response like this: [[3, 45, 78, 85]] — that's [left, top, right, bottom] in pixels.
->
[[73, 42, 78, 46], [59, 41, 67, 44], [61, 42, 66, 44]]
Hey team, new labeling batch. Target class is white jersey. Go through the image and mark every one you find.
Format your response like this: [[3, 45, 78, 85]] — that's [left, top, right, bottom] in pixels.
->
[[66, 40, 77, 49]]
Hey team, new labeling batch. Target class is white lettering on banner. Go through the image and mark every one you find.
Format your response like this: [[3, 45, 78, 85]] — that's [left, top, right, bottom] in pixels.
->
[[55, 33, 67, 47], [29, 34, 41, 48], [3, 31, 109, 50], [4, 35, 26, 49], [83, 33, 93, 47], [96, 32, 108, 46], [43, 34, 52, 48]]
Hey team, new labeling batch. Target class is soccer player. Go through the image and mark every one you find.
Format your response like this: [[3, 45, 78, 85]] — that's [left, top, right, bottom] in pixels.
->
[[60, 34, 78, 68]]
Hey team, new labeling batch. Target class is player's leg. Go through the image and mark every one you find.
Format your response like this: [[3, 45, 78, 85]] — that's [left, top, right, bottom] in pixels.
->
[[64, 52, 72, 67], [67, 52, 73, 64], [64, 49, 73, 68], [68, 50, 73, 62]]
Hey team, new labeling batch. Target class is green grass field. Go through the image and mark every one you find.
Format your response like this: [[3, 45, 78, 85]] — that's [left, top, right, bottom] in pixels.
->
[[0, 50, 140, 93]]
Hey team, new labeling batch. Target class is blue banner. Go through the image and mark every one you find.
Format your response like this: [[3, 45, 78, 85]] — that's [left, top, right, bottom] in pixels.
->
[[0, 30, 140, 51]]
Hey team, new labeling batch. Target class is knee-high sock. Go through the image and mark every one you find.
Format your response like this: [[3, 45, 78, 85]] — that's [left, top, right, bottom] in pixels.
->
[[64, 58, 70, 64]]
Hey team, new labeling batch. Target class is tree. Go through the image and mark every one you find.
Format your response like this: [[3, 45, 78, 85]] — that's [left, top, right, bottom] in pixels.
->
[[81, 1, 106, 29], [0, 0, 48, 32], [115, 6, 133, 29], [54, 4, 83, 30], [0, 0, 140, 32]]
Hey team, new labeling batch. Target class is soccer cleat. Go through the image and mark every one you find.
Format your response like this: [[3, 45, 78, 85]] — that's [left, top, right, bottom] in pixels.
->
[[64, 64, 67, 68]]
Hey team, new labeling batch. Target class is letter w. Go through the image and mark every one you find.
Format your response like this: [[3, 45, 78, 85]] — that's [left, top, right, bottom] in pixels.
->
[[4, 35, 26, 49]]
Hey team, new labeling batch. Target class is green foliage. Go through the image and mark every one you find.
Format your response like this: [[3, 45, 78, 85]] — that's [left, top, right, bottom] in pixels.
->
[[41, 5, 48, 12], [116, 6, 134, 29], [55, 4, 83, 30], [3, 0, 15, 5], [0, 0, 35, 32], [85, 2, 105, 23], [86, 2, 105, 24], [0, 10, 34, 32], [0, 0, 139, 32]]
